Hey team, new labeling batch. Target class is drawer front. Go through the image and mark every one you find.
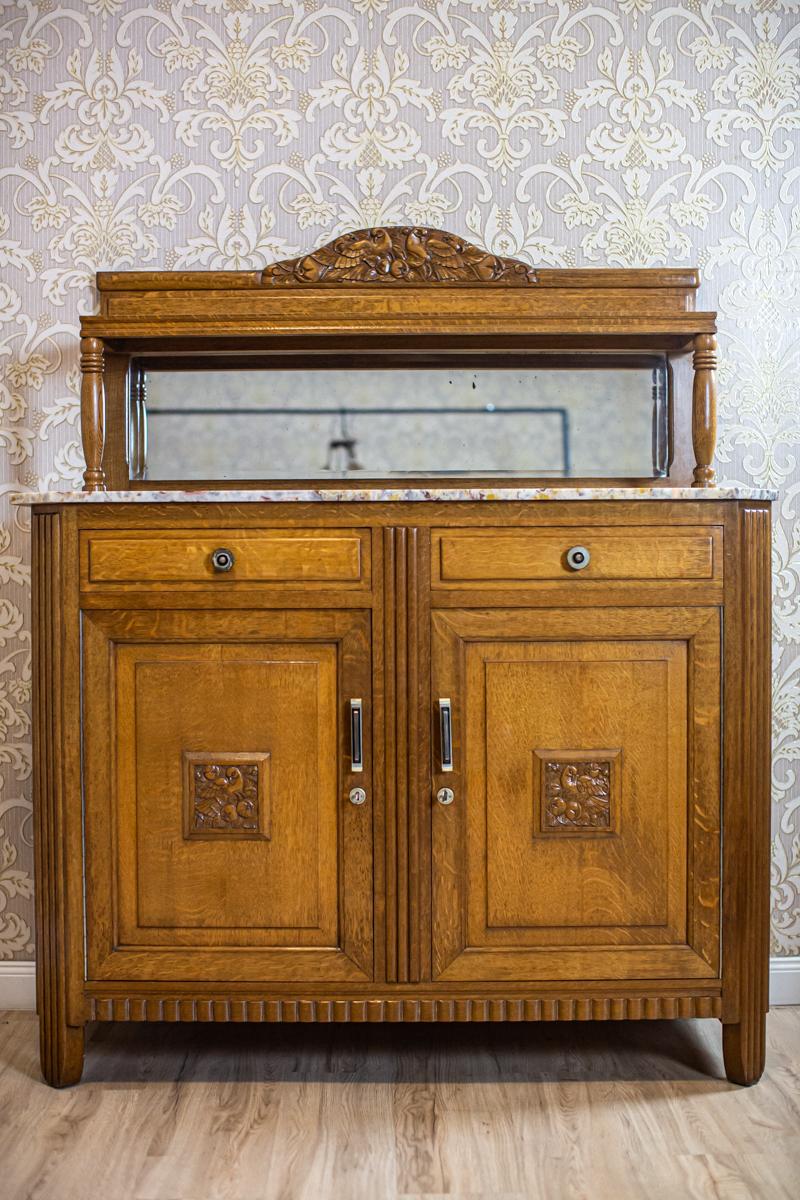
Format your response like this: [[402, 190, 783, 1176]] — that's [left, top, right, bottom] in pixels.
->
[[81, 528, 369, 588], [432, 525, 722, 588]]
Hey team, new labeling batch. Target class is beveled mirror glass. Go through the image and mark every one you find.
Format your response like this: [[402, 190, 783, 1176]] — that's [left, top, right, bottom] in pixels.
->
[[139, 357, 670, 481]]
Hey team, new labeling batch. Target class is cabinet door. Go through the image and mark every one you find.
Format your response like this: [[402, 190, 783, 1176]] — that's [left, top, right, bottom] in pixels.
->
[[431, 607, 720, 983], [83, 608, 373, 983]]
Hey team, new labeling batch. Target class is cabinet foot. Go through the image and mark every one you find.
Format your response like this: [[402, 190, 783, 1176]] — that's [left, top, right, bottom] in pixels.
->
[[722, 1017, 766, 1086], [39, 1019, 85, 1088]]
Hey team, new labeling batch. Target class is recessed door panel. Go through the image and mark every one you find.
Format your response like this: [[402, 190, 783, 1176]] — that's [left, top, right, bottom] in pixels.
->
[[481, 642, 685, 931], [83, 608, 373, 983], [122, 646, 335, 937], [432, 607, 720, 983]]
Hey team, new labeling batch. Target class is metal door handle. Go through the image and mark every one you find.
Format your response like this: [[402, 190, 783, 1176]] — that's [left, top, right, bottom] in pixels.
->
[[439, 698, 453, 772], [350, 698, 363, 773]]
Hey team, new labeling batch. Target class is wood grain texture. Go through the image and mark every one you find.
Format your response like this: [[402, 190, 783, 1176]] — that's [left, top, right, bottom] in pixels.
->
[[97, 265, 702, 291], [79, 336, 106, 492], [101, 351, 130, 492], [432, 525, 722, 586], [82, 606, 374, 983], [81, 527, 369, 588], [1, 1009, 798, 1200], [722, 504, 772, 1085], [32, 512, 85, 1087], [30, 497, 770, 1091], [71, 496, 732, 531], [691, 333, 718, 487], [432, 605, 720, 984]]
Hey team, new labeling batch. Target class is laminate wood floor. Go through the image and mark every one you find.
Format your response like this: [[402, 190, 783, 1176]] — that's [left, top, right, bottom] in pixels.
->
[[1, 1008, 798, 1200]]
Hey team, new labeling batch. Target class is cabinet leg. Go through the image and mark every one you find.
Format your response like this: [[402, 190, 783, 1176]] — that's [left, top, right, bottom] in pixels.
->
[[39, 1018, 85, 1088], [722, 1015, 766, 1086]]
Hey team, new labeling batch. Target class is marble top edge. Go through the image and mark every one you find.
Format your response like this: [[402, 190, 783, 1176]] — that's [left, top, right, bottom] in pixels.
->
[[11, 486, 777, 505]]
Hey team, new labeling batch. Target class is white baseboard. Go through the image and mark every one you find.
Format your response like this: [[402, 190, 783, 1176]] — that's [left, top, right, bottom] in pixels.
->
[[1, 959, 798, 1016], [769, 956, 800, 1006], [0, 962, 36, 1012]]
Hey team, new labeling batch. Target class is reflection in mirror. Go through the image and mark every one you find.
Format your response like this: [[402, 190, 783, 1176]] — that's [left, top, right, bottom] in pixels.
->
[[139, 360, 669, 481]]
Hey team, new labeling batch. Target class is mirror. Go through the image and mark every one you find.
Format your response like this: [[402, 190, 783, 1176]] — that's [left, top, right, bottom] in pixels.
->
[[139, 357, 669, 481]]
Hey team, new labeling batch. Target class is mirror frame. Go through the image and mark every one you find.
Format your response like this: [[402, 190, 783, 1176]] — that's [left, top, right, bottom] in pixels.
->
[[78, 226, 717, 492]]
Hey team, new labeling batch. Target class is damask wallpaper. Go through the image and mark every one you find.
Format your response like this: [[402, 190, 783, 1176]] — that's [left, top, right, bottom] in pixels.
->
[[0, 0, 799, 962]]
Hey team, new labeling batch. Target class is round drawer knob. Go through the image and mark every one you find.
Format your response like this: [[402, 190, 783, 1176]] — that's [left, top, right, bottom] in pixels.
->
[[211, 547, 235, 573], [565, 545, 590, 571]]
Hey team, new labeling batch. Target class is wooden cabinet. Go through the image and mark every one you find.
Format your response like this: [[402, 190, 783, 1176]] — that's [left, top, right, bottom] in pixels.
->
[[82, 608, 373, 985], [31, 500, 771, 1090], [431, 607, 720, 984], [25, 233, 773, 1092]]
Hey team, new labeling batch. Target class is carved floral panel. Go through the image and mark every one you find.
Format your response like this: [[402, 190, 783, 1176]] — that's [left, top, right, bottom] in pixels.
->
[[535, 749, 620, 837], [0, 2, 799, 958], [261, 226, 538, 285], [543, 760, 613, 831], [183, 752, 270, 840]]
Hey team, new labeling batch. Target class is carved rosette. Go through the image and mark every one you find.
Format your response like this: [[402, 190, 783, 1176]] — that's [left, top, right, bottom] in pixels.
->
[[261, 227, 539, 286], [534, 749, 620, 836], [183, 752, 270, 839]]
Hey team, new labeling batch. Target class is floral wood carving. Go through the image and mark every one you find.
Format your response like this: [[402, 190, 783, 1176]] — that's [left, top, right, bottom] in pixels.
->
[[538, 755, 618, 834], [260, 227, 539, 286], [183, 752, 270, 839], [193, 763, 258, 831]]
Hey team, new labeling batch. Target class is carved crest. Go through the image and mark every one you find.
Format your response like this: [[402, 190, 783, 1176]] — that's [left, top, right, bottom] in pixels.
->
[[261, 226, 538, 286]]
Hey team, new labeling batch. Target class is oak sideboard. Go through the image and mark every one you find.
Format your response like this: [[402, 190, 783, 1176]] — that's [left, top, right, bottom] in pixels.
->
[[15, 228, 774, 1087]]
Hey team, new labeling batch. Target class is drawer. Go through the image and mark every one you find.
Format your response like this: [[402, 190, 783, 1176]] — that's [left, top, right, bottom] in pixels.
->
[[81, 528, 370, 588], [431, 526, 723, 588]]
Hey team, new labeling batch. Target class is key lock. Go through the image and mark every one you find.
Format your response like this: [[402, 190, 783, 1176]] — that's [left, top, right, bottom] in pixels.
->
[[436, 699, 455, 806], [346, 698, 459, 806], [348, 699, 367, 806]]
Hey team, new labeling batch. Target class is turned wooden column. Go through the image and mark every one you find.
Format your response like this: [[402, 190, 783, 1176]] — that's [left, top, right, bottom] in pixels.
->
[[692, 332, 717, 487], [80, 336, 106, 492]]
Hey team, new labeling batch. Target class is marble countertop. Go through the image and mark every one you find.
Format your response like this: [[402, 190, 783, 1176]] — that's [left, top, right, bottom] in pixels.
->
[[12, 485, 777, 505]]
